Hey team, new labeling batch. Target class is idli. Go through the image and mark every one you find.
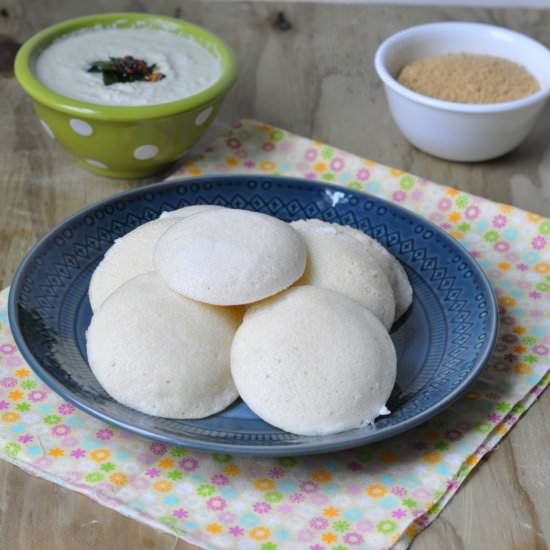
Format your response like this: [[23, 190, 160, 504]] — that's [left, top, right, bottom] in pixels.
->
[[89, 218, 177, 312], [89, 206, 226, 312], [160, 204, 225, 220], [231, 286, 397, 436], [154, 209, 307, 305], [291, 219, 395, 329], [86, 272, 240, 419], [336, 223, 413, 320]]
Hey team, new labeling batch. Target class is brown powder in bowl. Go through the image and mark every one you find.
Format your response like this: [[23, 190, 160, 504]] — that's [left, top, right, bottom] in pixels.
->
[[397, 53, 540, 104]]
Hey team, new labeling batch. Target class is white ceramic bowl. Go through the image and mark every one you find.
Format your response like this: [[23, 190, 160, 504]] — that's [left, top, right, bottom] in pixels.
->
[[374, 22, 550, 162]]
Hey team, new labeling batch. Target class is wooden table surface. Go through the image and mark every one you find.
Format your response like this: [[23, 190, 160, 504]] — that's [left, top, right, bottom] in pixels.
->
[[1, 1, 550, 549]]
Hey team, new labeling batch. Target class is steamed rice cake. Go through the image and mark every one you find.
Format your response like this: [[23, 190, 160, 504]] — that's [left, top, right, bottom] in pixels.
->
[[231, 285, 397, 436], [86, 272, 240, 419]]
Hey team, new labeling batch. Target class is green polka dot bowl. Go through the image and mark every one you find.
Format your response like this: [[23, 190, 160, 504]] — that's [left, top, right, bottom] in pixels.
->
[[14, 13, 237, 178]]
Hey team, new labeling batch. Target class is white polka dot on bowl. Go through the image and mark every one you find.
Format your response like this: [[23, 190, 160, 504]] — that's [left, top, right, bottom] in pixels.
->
[[70, 119, 93, 136], [39, 119, 54, 139], [195, 106, 213, 126], [85, 159, 108, 169], [133, 144, 159, 160]]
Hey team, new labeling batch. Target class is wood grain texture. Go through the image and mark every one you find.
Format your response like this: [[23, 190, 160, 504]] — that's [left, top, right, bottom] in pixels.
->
[[1, 1, 549, 549]]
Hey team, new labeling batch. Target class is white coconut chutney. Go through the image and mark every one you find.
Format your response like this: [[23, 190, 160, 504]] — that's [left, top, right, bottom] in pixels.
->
[[35, 27, 222, 106]]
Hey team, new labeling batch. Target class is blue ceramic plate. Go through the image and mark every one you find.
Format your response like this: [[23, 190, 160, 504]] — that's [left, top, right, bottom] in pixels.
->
[[8, 176, 497, 456]]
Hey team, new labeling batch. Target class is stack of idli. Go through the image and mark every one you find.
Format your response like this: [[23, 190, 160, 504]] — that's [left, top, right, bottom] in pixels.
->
[[86, 205, 412, 435]]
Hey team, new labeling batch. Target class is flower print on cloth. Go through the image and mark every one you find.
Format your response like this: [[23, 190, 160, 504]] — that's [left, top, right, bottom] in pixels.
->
[[0, 119, 549, 550]]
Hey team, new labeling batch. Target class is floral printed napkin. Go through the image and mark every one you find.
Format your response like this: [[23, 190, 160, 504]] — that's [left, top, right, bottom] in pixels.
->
[[1, 119, 549, 550]]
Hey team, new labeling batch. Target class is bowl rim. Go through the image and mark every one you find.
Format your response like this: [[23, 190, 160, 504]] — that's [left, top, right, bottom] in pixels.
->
[[14, 12, 238, 121], [374, 21, 550, 114]]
